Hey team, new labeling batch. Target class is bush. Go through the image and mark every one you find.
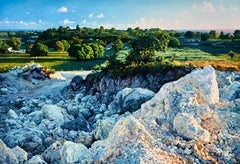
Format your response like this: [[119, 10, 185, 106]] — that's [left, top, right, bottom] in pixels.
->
[[30, 42, 48, 56], [228, 51, 235, 59]]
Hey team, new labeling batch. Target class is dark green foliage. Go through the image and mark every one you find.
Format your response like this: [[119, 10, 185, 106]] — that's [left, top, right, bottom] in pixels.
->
[[55, 41, 65, 52], [126, 34, 169, 65], [228, 51, 235, 59], [113, 39, 124, 52], [184, 31, 194, 39], [68, 42, 104, 60], [209, 30, 217, 39], [30, 42, 48, 56], [201, 33, 209, 41], [168, 37, 180, 48], [8, 37, 21, 50], [233, 30, 240, 39], [89, 43, 104, 58], [61, 39, 70, 51], [0, 41, 9, 53], [26, 44, 34, 53]]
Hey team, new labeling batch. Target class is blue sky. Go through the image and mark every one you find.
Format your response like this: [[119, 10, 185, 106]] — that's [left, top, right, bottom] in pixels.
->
[[0, 0, 239, 30]]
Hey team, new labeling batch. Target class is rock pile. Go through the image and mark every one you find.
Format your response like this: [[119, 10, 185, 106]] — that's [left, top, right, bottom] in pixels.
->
[[0, 64, 239, 163]]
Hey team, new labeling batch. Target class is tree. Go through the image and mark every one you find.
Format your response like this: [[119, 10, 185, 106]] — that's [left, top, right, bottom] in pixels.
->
[[99, 26, 105, 34], [61, 40, 70, 51], [201, 33, 209, 41], [168, 37, 180, 48], [68, 44, 94, 59], [113, 39, 124, 52], [89, 43, 104, 58], [0, 41, 9, 53], [55, 41, 65, 52], [26, 44, 34, 53], [209, 30, 217, 39], [126, 34, 161, 65], [8, 37, 21, 50], [30, 42, 48, 56], [233, 30, 240, 39], [219, 31, 225, 39], [184, 31, 194, 39]]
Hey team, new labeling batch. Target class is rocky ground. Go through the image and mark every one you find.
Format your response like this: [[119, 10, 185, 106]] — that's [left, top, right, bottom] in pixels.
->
[[0, 64, 239, 164]]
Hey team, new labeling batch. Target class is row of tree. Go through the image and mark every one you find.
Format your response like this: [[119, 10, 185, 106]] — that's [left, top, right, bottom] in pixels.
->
[[183, 30, 240, 40], [0, 37, 21, 53]]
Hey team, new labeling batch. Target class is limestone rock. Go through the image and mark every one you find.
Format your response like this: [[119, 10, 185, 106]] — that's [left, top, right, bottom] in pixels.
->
[[42, 104, 66, 125], [60, 141, 93, 163], [94, 119, 114, 140], [108, 87, 155, 114], [95, 115, 184, 163], [25, 155, 47, 164], [42, 141, 63, 163], [70, 75, 84, 91], [0, 139, 18, 164], [3, 127, 45, 152], [7, 109, 18, 119], [61, 114, 92, 132], [11, 146, 28, 164], [173, 113, 210, 143]]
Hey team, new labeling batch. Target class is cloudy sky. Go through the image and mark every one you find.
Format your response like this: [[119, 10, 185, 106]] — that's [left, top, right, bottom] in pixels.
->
[[0, 0, 239, 30]]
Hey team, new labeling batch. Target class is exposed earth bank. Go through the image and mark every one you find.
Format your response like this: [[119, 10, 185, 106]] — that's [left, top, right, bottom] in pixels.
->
[[0, 64, 239, 164]]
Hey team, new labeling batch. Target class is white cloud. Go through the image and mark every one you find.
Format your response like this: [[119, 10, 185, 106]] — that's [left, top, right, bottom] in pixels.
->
[[218, 5, 226, 11], [38, 20, 42, 23], [192, 4, 197, 9], [229, 6, 239, 11], [202, 1, 215, 12], [58, 6, 68, 13], [62, 19, 75, 25], [82, 20, 87, 24], [96, 13, 104, 19], [88, 13, 94, 18]]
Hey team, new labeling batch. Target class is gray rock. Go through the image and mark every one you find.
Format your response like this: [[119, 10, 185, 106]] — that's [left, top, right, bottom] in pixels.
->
[[25, 155, 47, 164], [108, 87, 155, 114], [7, 109, 18, 119], [61, 114, 92, 132], [94, 119, 114, 140], [42, 141, 63, 163], [3, 127, 44, 152], [173, 113, 210, 143], [60, 141, 93, 163], [76, 131, 94, 147], [220, 81, 240, 101], [42, 104, 65, 125], [70, 75, 84, 91], [0, 139, 18, 164], [11, 146, 28, 164]]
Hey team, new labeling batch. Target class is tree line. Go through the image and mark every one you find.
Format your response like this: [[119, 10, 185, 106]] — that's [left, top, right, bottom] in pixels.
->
[[0, 26, 240, 60]]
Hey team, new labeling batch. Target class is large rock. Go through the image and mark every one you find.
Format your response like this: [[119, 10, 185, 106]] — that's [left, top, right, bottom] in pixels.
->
[[3, 127, 45, 153], [42, 104, 66, 125], [25, 155, 47, 164], [93, 115, 184, 163], [60, 141, 93, 163], [173, 113, 210, 143], [0, 139, 18, 164], [61, 114, 92, 132], [94, 119, 114, 140], [12, 146, 28, 164], [108, 87, 155, 114], [70, 75, 84, 91]]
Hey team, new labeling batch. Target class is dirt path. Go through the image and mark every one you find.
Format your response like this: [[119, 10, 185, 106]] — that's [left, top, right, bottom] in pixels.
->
[[2, 71, 92, 99]]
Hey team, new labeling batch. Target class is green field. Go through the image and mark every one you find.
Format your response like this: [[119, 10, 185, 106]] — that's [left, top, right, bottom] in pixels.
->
[[0, 52, 106, 72], [0, 45, 239, 73]]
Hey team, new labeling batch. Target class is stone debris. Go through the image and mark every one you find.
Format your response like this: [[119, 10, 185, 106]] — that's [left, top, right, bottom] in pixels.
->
[[0, 64, 239, 163]]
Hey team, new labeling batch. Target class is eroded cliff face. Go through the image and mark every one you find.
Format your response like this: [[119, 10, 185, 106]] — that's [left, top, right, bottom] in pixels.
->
[[0, 64, 239, 164]]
